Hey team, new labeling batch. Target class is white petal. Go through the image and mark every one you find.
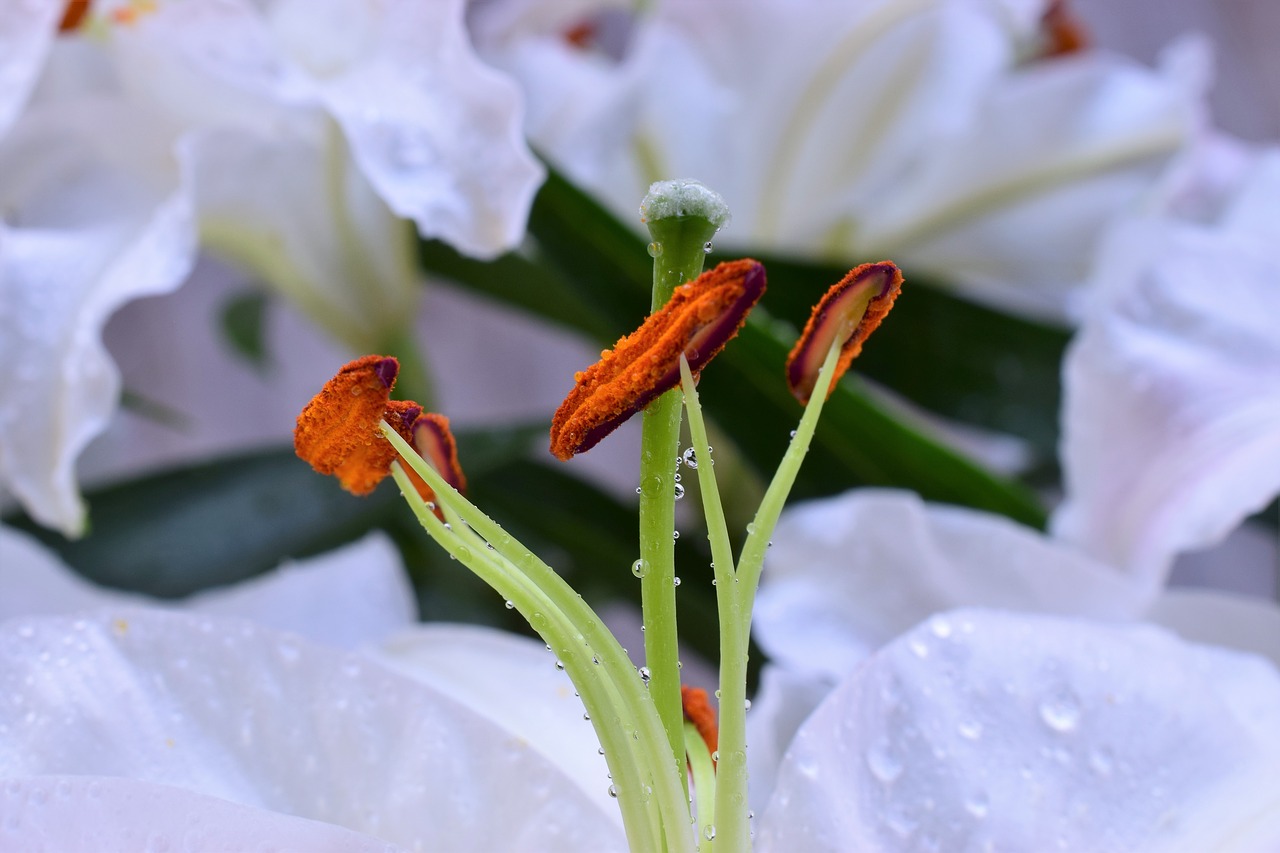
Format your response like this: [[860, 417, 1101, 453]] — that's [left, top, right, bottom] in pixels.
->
[[1148, 587, 1280, 667], [743, 664, 833, 813], [0, 0, 62, 134], [0, 525, 416, 650], [186, 532, 417, 649], [1054, 151, 1280, 582], [755, 490, 1149, 681], [368, 623, 619, 826], [0, 98, 196, 536], [866, 46, 1201, 321], [757, 609, 1280, 852], [268, 0, 544, 257], [0, 776, 397, 852], [0, 610, 626, 851], [0, 524, 139, 618], [187, 123, 420, 352]]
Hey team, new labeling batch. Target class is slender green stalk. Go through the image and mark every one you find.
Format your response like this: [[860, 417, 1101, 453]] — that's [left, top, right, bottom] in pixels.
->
[[382, 424, 695, 853], [679, 356, 749, 852], [639, 207, 722, 793], [387, 464, 662, 852], [684, 720, 718, 845]]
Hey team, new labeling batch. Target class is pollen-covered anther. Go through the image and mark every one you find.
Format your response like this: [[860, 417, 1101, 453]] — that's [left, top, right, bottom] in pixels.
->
[[682, 686, 719, 768], [550, 258, 766, 460], [294, 355, 403, 495], [785, 261, 903, 405], [59, 0, 91, 31], [1040, 0, 1089, 57], [412, 412, 468, 496]]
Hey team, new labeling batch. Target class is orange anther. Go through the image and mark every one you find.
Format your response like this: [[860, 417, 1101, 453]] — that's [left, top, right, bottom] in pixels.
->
[[785, 261, 903, 405], [550, 259, 766, 460], [294, 355, 401, 495], [1041, 0, 1089, 58], [682, 685, 719, 767], [59, 0, 91, 31]]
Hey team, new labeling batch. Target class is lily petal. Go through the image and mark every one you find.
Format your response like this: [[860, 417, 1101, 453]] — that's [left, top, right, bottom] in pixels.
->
[[107, 0, 543, 258], [0, 610, 625, 851], [757, 609, 1280, 851], [1, 776, 396, 852], [0, 97, 197, 537], [0, 0, 62, 134], [0, 525, 416, 649], [755, 489, 1149, 682], [369, 623, 619, 826], [1053, 151, 1280, 582]]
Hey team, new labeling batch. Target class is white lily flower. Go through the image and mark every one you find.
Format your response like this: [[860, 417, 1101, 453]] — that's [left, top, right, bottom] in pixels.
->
[[0, 93, 197, 538], [476, 0, 1204, 320], [0, 0, 62, 134], [0, 609, 628, 851], [0, 525, 416, 648], [1053, 148, 1280, 582], [0, 524, 625, 844], [749, 488, 1280, 808], [755, 608, 1280, 851]]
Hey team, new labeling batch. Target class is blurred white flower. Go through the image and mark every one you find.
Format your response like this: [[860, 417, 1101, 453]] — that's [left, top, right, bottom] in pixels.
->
[[0, 0, 543, 536], [1054, 146, 1280, 582], [474, 0, 1205, 320], [755, 608, 1280, 851], [748, 488, 1280, 808]]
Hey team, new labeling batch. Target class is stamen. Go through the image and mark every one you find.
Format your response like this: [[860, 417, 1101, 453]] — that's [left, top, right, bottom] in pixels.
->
[[563, 20, 597, 49], [550, 259, 766, 460], [681, 685, 719, 767], [294, 355, 402, 495], [412, 412, 467, 495], [1040, 0, 1089, 58], [785, 261, 903, 405], [59, 0, 91, 31]]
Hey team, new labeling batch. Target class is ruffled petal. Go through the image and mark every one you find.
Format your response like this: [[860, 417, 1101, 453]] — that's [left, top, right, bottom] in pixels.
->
[[1053, 151, 1280, 582], [0, 610, 625, 851], [267, 0, 544, 256], [0, 776, 397, 852], [0, 0, 62, 133], [0, 97, 196, 536], [0, 526, 416, 650], [368, 623, 619, 827], [755, 489, 1149, 681], [757, 609, 1280, 851], [864, 41, 1203, 321]]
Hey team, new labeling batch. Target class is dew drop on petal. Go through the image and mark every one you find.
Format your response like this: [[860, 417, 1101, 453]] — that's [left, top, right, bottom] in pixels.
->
[[673, 576, 681, 587], [504, 600, 515, 609], [866, 737, 904, 783], [647, 242, 663, 258], [608, 784, 618, 798], [632, 559, 650, 578], [957, 718, 983, 740], [964, 791, 989, 819], [682, 447, 698, 469], [1089, 746, 1114, 776], [1039, 689, 1082, 733], [639, 666, 651, 684], [674, 483, 686, 500]]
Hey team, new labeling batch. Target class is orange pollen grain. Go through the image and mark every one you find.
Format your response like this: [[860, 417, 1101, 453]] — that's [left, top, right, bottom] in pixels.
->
[[786, 261, 903, 405], [550, 258, 766, 460], [294, 355, 400, 496], [563, 20, 597, 49], [1041, 0, 1089, 57], [682, 686, 719, 767]]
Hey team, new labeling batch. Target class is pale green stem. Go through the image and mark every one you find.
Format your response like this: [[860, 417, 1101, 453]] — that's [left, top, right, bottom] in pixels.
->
[[382, 425, 695, 853], [679, 356, 749, 853], [684, 720, 718, 845], [387, 464, 662, 852], [639, 213, 717, 799]]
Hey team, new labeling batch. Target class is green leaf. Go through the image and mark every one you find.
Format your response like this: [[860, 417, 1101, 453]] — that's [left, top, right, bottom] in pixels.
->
[[219, 290, 272, 370]]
